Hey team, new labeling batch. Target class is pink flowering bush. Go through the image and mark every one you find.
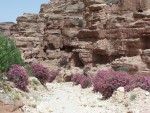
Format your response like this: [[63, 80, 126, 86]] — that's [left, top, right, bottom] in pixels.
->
[[140, 76, 150, 92], [48, 70, 60, 83], [71, 73, 82, 85], [125, 75, 150, 92], [80, 77, 92, 88], [93, 70, 150, 99], [30, 64, 50, 85], [93, 70, 131, 99], [58, 56, 68, 67], [7, 64, 29, 91], [71, 73, 92, 88]]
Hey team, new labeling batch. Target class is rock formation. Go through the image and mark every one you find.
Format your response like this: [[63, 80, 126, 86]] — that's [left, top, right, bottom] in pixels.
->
[[0, 22, 15, 36], [8, 0, 85, 64], [0, 0, 150, 74]]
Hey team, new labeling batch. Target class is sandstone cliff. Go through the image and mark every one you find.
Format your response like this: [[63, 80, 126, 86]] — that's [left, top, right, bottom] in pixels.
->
[[0, 0, 150, 74]]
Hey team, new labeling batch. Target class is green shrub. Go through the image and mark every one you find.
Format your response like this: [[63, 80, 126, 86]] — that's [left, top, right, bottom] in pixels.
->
[[104, 0, 120, 4], [130, 94, 137, 101], [0, 35, 24, 73], [116, 66, 129, 72], [78, 19, 84, 28], [24, 65, 33, 76]]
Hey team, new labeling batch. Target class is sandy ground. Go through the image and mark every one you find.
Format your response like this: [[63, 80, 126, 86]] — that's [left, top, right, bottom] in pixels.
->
[[22, 82, 150, 113]]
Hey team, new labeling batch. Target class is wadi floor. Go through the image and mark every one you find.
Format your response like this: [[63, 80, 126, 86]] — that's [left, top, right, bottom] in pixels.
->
[[21, 81, 150, 113]]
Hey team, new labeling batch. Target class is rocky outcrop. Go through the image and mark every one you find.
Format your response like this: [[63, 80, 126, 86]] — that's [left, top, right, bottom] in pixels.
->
[[0, 101, 24, 113], [0, 22, 15, 36], [0, 0, 150, 74], [111, 56, 149, 74], [141, 49, 150, 68], [70, 0, 150, 74], [0, 85, 24, 113], [8, 0, 85, 63]]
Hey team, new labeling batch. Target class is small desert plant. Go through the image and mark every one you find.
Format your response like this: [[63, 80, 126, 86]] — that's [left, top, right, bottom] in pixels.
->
[[71, 73, 83, 85], [130, 94, 137, 101], [71, 73, 92, 88], [78, 19, 84, 28], [24, 65, 33, 76], [83, 66, 91, 76], [6, 64, 29, 91], [80, 77, 92, 88], [58, 56, 68, 67], [31, 79, 40, 86], [93, 70, 131, 99], [104, 0, 120, 4], [116, 66, 129, 72], [30, 64, 50, 85], [48, 70, 60, 83], [125, 75, 150, 92]]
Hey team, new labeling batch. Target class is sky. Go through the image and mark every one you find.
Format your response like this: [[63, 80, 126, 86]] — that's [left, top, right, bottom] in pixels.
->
[[0, 0, 49, 22]]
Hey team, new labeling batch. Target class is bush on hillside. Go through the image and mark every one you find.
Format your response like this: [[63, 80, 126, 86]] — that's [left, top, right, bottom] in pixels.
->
[[7, 65, 29, 91], [71, 73, 92, 88], [116, 66, 129, 73], [71, 73, 83, 85], [125, 75, 150, 92], [30, 64, 50, 85], [0, 35, 24, 73], [78, 19, 84, 28], [93, 70, 131, 99], [58, 56, 69, 67], [80, 77, 92, 88], [104, 0, 120, 4], [48, 70, 60, 83]]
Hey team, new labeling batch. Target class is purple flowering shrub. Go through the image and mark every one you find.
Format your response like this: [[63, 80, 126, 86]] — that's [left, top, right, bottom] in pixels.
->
[[71, 73, 92, 88], [125, 75, 150, 92], [93, 70, 150, 99], [139, 75, 150, 92], [80, 77, 92, 88], [93, 70, 131, 99], [30, 64, 50, 85], [48, 70, 60, 83], [7, 64, 29, 91], [71, 73, 82, 85], [58, 56, 68, 67]]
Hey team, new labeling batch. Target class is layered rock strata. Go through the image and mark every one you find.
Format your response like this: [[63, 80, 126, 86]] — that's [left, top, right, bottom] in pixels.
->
[[0, 0, 150, 73], [9, 0, 84, 63]]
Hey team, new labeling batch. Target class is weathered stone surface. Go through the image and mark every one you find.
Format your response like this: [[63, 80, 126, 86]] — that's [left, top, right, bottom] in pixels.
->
[[0, 0, 150, 74], [0, 91, 24, 113], [141, 49, 150, 68], [111, 56, 149, 74], [0, 22, 15, 36]]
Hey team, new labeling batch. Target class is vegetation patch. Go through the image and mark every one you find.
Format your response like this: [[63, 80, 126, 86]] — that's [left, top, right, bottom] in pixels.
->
[[71, 73, 92, 89], [7, 65, 29, 91]]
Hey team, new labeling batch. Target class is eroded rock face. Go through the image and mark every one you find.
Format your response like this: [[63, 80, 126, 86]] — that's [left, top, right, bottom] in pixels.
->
[[8, 0, 84, 63], [0, 0, 150, 73], [0, 101, 24, 113], [71, 0, 150, 72], [0, 22, 15, 36], [111, 56, 149, 74], [141, 49, 150, 68]]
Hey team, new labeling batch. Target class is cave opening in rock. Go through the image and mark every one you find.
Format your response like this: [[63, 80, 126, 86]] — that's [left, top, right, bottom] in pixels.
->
[[141, 36, 150, 49], [92, 53, 110, 65], [71, 52, 84, 67], [137, 9, 143, 12], [60, 46, 74, 52], [43, 44, 55, 52], [110, 54, 125, 62], [48, 44, 56, 50]]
